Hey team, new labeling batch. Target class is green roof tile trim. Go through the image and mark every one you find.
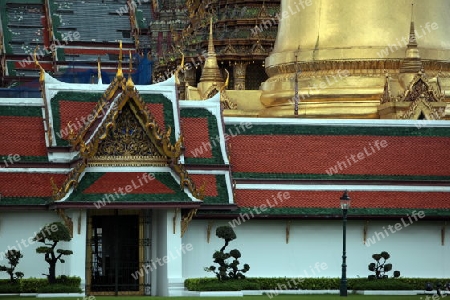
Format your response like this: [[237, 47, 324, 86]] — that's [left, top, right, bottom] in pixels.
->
[[0, 197, 50, 206], [139, 94, 176, 144], [50, 91, 103, 146], [197, 207, 450, 217], [180, 108, 224, 165], [0, 5, 12, 54], [65, 172, 192, 203], [202, 175, 229, 204], [48, 0, 63, 41], [5, 0, 42, 3], [6, 62, 16, 76], [225, 124, 450, 137], [0, 106, 42, 117], [0, 155, 48, 163], [232, 172, 450, 181]]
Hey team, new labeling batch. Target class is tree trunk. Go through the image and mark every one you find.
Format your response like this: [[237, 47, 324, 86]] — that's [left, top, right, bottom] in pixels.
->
[[220, 240, 229, 252], [48, 261, 56, 284]]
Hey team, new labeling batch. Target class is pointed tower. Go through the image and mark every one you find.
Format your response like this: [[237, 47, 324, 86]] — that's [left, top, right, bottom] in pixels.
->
[[259, 0, 450, 118], [378, 4, 446, 120], [399, 4, 422, 74], [197, 18, 224, 98]]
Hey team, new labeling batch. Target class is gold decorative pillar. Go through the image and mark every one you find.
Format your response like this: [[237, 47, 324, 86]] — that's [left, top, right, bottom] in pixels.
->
[[184, 68, 196, 86], [233, 62, 247, 90]]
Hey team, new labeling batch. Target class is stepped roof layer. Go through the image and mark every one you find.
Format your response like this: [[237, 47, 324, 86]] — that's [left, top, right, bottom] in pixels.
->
[[0, 71, 234, 212]]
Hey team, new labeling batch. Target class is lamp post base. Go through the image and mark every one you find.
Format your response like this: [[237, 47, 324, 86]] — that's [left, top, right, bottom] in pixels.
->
[[340, 279, 347, 296]]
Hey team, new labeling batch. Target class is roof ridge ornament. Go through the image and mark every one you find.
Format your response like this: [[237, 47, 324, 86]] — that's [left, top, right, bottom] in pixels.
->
[[116, 40, 123, 79], [97, 56, 102, 85], [33, 46, 45, 83], [126, 50, 135, 89]]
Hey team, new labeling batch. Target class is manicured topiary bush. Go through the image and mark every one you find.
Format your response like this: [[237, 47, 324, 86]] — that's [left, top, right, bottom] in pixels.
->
[[205, 226, 250, 280], [0, 250, 24, 283], [368, 251, 400, 279], [33, 222, 73, 284]]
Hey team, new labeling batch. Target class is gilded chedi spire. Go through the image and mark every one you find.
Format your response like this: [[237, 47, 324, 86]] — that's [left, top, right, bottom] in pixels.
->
[[258, 0, 450, 118], [198, 18, 224, 92], [400, 4, 422, 74]]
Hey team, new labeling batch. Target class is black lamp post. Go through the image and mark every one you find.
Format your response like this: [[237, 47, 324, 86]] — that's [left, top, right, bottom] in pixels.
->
[[340, 190, 351, 297]]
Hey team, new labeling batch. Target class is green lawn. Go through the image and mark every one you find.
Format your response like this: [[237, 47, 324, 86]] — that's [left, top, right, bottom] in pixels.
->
[[0, 295, 436, 300]]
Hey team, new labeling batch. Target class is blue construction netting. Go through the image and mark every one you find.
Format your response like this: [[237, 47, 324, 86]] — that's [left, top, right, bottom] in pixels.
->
[[60, 50, 153, 84]]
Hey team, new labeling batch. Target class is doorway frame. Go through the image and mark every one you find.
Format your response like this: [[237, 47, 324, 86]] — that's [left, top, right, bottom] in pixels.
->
[[86, 209, 144, 296]]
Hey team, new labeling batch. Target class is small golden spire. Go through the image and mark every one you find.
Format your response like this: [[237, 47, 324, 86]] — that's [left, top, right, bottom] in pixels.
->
[[126, 50, 134, 89], [207, 17, 214, 56], [33, 46, 45, 83], [199, 17, 223, 85], [97, 56, 102, 84], [116, 40, 123, 78], [400, 3, 422, 73]]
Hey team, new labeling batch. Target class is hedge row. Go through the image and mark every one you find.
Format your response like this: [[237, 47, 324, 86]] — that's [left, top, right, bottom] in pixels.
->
[[185, 277, 450, 291], [0, 276, 81, 293]]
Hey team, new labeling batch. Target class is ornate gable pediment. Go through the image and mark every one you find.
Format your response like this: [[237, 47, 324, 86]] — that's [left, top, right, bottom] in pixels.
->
[[378, 71, 446, 119], [67, 81, 183, 163], [51, 59, 205, 201], [90, 103, 168, 166], [403, 74, 443, 103]]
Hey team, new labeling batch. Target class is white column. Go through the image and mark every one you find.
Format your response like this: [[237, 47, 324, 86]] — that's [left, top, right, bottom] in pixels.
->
[[151, 209, 185, 296], [165, 209, 184, 296], [67, 209, 87, 292]]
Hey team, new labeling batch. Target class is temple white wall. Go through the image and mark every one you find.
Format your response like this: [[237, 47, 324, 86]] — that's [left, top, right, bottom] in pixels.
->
[[0, 211, 85, 281], [2, 210, 449, 294], [182, 218, 450, 279]]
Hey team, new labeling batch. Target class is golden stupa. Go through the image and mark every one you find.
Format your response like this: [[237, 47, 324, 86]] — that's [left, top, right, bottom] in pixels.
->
[[203, 0, 450, 119]]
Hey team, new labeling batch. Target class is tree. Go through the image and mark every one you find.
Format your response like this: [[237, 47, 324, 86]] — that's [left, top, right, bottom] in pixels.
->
[[33, 222, 73, 284], [368, 251, 400, 279], [0, 250, 24, 283], [205, 225, 250, 280]]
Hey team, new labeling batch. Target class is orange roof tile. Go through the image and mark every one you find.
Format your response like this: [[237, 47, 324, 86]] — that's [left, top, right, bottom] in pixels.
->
[[235, 190, 450, 209], [84, 172, 175, 194], [181, 117, 213, 158], [59, 101, 98, 139], [146, 103, 165, 132], [0, 116, 48, 157], [190, 174, 218, 197], [0, 173, 66, 197], [228, 135, 450, 176]]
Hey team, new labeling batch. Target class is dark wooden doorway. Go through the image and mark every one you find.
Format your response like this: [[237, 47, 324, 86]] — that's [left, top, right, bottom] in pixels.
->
[[89, 214, 140, 294]]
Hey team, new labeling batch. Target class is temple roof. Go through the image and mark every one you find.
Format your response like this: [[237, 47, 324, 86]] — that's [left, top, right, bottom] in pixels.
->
[[52, 171, 201, 209], [225, 119, 450, 180], [0, 172, 67, 207], [0, 105, 48, 162]]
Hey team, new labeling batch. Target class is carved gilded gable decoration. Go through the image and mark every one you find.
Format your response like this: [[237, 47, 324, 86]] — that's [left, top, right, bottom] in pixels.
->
[[96, 104, 162, 157], [49, 41, 206, 203], [379, 70, 446, 120], [404, 78, 430, 102], [203, 86, 219, 99], [401, 97, 445, 120]]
